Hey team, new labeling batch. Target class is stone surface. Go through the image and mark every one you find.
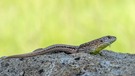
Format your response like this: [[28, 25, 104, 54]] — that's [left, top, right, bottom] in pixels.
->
[[0, 50, 135, 76]]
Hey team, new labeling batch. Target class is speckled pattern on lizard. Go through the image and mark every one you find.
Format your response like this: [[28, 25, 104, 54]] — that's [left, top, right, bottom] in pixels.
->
[[3, 35, 116, 59]]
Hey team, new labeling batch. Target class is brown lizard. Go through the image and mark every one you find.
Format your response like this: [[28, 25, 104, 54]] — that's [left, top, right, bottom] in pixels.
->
[[3, 35, 116, 59]]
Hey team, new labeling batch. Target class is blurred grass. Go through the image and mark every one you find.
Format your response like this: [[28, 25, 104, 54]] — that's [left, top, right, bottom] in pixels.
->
[[0, 0, 135, 56]]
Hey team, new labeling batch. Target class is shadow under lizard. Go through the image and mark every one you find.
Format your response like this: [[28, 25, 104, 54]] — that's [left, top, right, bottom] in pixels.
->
[[4, 35, 116, 59]]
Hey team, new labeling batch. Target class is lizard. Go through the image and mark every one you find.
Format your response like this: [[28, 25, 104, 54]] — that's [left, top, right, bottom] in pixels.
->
[[3, 35, 116, 59]]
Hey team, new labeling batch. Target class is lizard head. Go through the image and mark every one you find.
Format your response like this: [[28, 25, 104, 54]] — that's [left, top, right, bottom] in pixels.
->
[[91, 35, 116, 54], [78, 35, 117, 54], [99, 35, 116, 45]]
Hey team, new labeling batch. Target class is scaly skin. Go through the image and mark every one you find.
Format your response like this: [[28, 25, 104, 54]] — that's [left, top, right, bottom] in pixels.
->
[[3, 35, 116, 59], [77, 35, 116, 54]]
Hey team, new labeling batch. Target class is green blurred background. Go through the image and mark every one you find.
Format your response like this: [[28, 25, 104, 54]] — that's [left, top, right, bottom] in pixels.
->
[[0, 0, 135, 56]]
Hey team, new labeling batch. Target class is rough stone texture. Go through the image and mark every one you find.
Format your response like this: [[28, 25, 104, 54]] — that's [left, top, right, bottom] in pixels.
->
[[0, 50, 135, 76]]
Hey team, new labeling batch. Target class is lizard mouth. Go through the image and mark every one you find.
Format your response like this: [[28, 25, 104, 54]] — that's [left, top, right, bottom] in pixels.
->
[[107, 42, 112, 47]]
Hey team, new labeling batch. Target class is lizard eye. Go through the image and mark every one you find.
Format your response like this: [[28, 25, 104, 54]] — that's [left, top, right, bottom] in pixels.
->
[[100, 40, 103, 42]]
